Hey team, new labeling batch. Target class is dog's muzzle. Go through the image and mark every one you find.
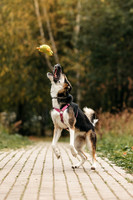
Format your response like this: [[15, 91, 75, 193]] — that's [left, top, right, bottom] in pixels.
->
[[53, 64, 62, 82]]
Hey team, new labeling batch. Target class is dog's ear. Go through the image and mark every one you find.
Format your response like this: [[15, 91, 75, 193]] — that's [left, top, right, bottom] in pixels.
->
[[64, 75, 72, 92]]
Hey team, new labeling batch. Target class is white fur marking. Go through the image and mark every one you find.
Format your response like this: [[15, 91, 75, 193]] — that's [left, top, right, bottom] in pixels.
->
[[69, 129, 78, 157], [52, 128, 62, 159], [83, 107, 98, 127]]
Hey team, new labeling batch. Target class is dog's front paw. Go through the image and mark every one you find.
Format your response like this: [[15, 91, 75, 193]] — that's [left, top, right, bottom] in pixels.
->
[[54, 149, 61, 159], [52, 146, 61, 159], [56, 154, 60, 159]]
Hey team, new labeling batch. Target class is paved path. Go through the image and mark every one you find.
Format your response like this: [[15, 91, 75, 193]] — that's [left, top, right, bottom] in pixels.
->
[[0, 142, 132, 200]]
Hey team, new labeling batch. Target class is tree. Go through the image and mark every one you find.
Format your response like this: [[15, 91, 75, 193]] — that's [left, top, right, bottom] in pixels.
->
[[79, 0, 133, 111], [0, 0, 52, 135], [0, 0, 133, 136]]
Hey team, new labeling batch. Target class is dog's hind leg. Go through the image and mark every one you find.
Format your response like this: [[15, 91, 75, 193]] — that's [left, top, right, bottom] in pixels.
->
[[68, 107, 78, 157], [52, 126, 62, 159], [72, 150, 87, 169], [86, 130, 97, 170], [72, 136, 87, 169]]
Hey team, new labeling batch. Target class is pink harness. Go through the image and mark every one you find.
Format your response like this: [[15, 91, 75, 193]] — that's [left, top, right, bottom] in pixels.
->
[[54, 104, 70, 123]]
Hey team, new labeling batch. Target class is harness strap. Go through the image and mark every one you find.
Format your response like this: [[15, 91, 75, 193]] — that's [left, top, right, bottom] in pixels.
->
[[54, 104, 70, 123], [52, 97, 67, 99], [54, 104, 78, 125]]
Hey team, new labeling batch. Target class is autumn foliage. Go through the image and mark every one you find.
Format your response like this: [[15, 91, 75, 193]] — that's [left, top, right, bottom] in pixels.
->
[[0, 0, 133, 135]]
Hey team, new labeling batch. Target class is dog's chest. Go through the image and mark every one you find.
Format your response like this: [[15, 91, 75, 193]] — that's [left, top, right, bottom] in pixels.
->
[[51, 109, 68, 129]]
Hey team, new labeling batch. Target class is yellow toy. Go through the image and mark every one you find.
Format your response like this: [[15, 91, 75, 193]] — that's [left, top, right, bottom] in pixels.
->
[[36, 44, 53, 56]]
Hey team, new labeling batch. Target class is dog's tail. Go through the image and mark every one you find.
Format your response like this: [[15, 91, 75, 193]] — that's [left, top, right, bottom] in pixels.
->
[[83, 107, 98, 127]]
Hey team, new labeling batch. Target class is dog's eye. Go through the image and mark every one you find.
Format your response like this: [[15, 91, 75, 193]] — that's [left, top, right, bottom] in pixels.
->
[[58, 80, 60, 83]]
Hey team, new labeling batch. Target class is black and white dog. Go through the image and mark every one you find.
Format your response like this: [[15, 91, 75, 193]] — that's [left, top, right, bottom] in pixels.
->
[[47, 64, 98, 169]]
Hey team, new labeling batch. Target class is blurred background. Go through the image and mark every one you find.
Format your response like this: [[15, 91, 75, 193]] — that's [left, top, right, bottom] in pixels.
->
[[0, 0, 133, 137]]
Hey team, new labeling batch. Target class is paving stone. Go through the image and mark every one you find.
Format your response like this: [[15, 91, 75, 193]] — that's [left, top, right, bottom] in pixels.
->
[[0, 142, 132, 200]]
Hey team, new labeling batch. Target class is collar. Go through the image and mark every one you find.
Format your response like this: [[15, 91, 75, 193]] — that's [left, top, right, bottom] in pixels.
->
[[52, 97, 67, 99]]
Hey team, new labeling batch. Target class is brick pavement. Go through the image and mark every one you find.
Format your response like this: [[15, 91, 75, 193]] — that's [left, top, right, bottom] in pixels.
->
[[0, 142, 132, 200]]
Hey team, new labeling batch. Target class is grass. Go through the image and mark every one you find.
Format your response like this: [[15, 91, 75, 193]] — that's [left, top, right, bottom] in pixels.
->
[[96, 109, 133, 174], [97, 134, 133, 174], [0, 125, 33, 150]]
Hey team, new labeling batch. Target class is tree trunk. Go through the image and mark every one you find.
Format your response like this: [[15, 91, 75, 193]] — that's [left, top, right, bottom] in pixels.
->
[[74, 0, 81, 106], [41, 1, 59, 64], [33, 0, 53, 71]]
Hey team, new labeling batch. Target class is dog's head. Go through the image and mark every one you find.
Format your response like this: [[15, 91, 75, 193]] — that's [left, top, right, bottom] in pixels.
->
[[47, 64, 62, 83], [47, 64, 72, 94]]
